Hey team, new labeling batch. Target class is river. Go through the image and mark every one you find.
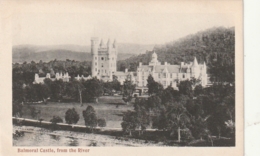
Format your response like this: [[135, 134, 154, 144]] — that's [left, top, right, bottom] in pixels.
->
[[13, 126, 162, 146]]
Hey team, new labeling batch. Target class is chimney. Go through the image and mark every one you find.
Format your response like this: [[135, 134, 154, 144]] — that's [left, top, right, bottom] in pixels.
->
[[164, 62, 167, 65], [139, 62, 142, 67], [125, 68, 128, 73], [181, 62, 184, 67]]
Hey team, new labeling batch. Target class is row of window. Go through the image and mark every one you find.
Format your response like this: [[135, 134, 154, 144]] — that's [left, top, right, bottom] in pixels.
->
[[95, 57, 114, 61], [94, 68, 108, 74], [94, 62, 115, 68], [140, 81, 177, 87]]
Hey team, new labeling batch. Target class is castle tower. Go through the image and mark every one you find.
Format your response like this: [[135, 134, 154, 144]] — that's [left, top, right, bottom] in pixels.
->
[[191, 57, 200, 78], [91, 37, 117, 81], [91, 37, 99, 77], [149, 51, 161, 66]]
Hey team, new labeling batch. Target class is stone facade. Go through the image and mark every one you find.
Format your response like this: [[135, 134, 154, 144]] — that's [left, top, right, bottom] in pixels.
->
[[34, 72, 70, 84], [91, 37, 117, 81], [136, 52, 208, 89]]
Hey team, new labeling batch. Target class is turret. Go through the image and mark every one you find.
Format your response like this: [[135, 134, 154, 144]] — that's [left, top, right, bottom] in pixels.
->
[[107, 38, 111, 47], [193, 57, 198, 66], [46, 73, 51, 78], [91, 37, 99, 55], [100, 39, 105, 47], [113, 39, 117, 48], [192, 57, 199, 78], [91, 37, 99, 77]]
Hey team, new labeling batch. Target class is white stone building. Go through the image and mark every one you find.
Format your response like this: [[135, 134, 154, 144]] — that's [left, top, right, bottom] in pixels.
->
[[34, 72, 70, 84], [136, 52, 208, 89]]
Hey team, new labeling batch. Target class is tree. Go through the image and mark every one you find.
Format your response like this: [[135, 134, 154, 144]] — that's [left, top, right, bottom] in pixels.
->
[[13, 102, 23, 117], [166, 103, 191, 142], [65, 108, 79, 124], [121, 111, 138, 136], [122, 78, 135, 104], [134, 104, 150, 135], [82, 105, 98, 131], [84, 78, 103, 103], [147, 75, 164, 96], [178, 80, 193, 97], [72, 80, 85, 106]]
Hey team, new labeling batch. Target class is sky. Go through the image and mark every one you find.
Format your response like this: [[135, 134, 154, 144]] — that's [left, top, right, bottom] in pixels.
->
[[12, 1, 235, 46]]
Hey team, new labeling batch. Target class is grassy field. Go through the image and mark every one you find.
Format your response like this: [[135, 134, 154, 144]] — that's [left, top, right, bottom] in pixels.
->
[[21, 96, 134, 128]]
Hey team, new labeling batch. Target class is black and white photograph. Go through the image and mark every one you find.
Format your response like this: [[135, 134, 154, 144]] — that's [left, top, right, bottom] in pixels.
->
[[3, 0, 243, 154]]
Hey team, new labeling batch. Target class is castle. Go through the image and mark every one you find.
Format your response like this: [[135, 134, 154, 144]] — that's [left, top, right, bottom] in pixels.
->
[[136, 52, 208, 89], [34, 37, 208, 89], [90, 37, 135, 84], [91, 37, 118, 81], [90, 37, 208, 89]]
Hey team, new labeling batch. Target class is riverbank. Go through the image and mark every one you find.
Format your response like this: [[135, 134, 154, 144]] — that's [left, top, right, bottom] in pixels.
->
[[13, 125, 165, 146]]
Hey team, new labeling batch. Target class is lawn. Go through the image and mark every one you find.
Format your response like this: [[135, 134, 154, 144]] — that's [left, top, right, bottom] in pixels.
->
[[21, 96, 135, 128]]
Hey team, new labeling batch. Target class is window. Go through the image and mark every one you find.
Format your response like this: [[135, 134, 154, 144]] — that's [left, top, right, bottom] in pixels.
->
[[95, 62, 97, 66], [142, 81, 144, 86], [163, 73, 167, 78], [95, 68, 97, 71], [158, 74, 160, 78], [105, 70, 106, 73], [101, 63, 104, 67], [95, 57, 97, 60], [163, 81, 166, 86], [142, 76, 144, 80], [101, 57, 104, 60], [170, 74, 172, 78], [183, 74, 185, 78]]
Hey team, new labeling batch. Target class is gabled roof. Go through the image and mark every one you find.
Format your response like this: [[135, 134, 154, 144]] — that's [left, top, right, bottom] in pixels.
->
[[154, 65, 180, 73]]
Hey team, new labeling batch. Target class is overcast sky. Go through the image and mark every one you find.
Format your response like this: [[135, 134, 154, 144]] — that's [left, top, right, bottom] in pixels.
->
[[12, 1, 235, 46]]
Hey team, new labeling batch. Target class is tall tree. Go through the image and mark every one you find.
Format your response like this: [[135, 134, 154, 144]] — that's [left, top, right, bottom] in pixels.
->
[[147, 75, 164, 96], [82, 105, 98, 132], [121, 111, 138, 136], [122, 77, 135, 104], [166, 103, 191, 142]]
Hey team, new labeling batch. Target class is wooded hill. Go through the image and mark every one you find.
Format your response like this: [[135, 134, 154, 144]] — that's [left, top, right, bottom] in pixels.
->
[[117, 27, 235, 83]]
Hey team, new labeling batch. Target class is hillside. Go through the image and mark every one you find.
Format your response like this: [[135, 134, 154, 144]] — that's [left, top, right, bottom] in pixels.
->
[[12, 43, 154, 63], [117, 27, 235, 83]]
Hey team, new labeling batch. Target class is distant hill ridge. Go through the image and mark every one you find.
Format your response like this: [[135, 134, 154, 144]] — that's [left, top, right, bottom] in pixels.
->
[[12, 43, 155, 63]]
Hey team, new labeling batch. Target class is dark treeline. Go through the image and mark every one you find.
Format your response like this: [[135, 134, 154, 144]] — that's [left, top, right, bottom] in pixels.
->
[[121, 75, 235, 144], [117, 27, 235, 83], [13, 59, 92, 84], [12, 77, 121, 105]]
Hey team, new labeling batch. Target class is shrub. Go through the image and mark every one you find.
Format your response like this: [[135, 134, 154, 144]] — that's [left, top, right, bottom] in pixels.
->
[[97, 118, 106, 127], [50, 116, 63, 124], [65, 108, 79, 124]]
